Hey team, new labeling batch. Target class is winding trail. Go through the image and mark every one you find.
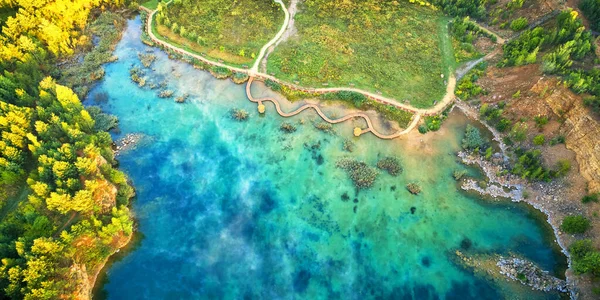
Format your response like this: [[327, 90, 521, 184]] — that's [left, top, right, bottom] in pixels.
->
[[246, 77, 422, 139], [251, 0, 289, 73], [139, 2, 490, 138]]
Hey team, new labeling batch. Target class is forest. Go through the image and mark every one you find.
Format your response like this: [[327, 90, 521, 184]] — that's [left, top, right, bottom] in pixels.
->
[[0, 0, 137, 298]]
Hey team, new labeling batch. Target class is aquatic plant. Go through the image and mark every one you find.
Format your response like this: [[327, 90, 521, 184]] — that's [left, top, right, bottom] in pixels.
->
[[314, 122, 334, 133], [129, 66, 146, 87], [406, 183, 422, 195], [230, 108, 249, 121], [175, 93, 188, 103], [336, 158, 379, 189], [376, 157, 402, 176], [280, 122, 297, 133], [158, 90, 174, 98], [138, 52, 157, 68], [453, 169, 468, 181], [232, 72, 249, 84], [342, 139, 355, 152]]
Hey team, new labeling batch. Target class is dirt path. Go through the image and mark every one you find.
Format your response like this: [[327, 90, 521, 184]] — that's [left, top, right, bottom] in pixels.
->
[[246, 77, 421, 139], [251, 0, 289, 73], [260, 0, 299, 73]]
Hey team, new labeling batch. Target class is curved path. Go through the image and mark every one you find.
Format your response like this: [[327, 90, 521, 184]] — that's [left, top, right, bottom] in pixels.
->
[[142, 4, 457, 117], [246, 77, 421, 139], [251, 0, 290, 73]]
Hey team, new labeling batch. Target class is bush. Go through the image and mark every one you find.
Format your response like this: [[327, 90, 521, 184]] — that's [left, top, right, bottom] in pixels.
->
[[418, 124, 428, 134], [425, 115, 445, 131], [582, 193, 599, 203], [570, 239, 594, 259], [550, 135, 566, 145], [574, 251, 600, 276], [510, 17, 528, 31], [462, 125, 487, 150], [561, 215, 591, 234], [532, 134, 545, 146], [534, 115, 548, 128], [570, 239, 600, 276], [512, 90, 521, 98], [554, 159, 571, 176]]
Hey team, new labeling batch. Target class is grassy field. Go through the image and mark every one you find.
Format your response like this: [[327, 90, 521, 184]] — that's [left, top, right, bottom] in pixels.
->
[[141, 0, 161, 10], [267, 1, 455, 108], [155, 0, 284, 66]]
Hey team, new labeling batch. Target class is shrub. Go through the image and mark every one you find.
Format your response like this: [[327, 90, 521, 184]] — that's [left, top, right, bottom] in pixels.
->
[[511, 149, 551, 181], [550, 135, 566, 145], [510, 17, 528, 31], [425, 116, 443, 131], [554, 159, 571, 176], [571, 239, 594, 259], [534, 115, 548, 128], [570, 238, 600, 276], [512, 90, 521, 98], [583, 96, 600, 114], [532, 134, 545, 146], [496, 118, 512, 132], [582, 193, 599, 203], [561, 215, 591, 234], [510, 122, 528, 143], [418, 124, 428, 134], [462, 124, 487, 150], [574, 251, 600, 276]]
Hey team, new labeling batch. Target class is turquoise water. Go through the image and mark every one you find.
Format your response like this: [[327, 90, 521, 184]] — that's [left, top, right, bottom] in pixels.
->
[[92, 18, 566, 299]]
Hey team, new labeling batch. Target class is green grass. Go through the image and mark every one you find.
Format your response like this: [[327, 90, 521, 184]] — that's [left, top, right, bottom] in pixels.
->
[[141, 0, 160, 10], [150, 13, 249, 68], [267, 1, 455, 108], [155, 0, 284, 65]]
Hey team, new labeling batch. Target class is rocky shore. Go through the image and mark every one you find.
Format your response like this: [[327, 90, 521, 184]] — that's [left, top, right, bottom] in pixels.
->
[[498, 257, 568, 292], [457, 150, 577, 298]]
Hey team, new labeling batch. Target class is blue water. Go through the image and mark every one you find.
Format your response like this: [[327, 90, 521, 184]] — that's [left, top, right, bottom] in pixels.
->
[[92, 18, 566, 299]]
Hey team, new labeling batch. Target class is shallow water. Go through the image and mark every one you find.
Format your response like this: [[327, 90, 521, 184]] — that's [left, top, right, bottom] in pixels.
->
[[92, 18, 566, 299]]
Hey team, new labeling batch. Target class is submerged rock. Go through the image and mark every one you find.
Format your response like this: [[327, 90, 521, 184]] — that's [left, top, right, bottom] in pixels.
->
[[114, 133, 147, 156]]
